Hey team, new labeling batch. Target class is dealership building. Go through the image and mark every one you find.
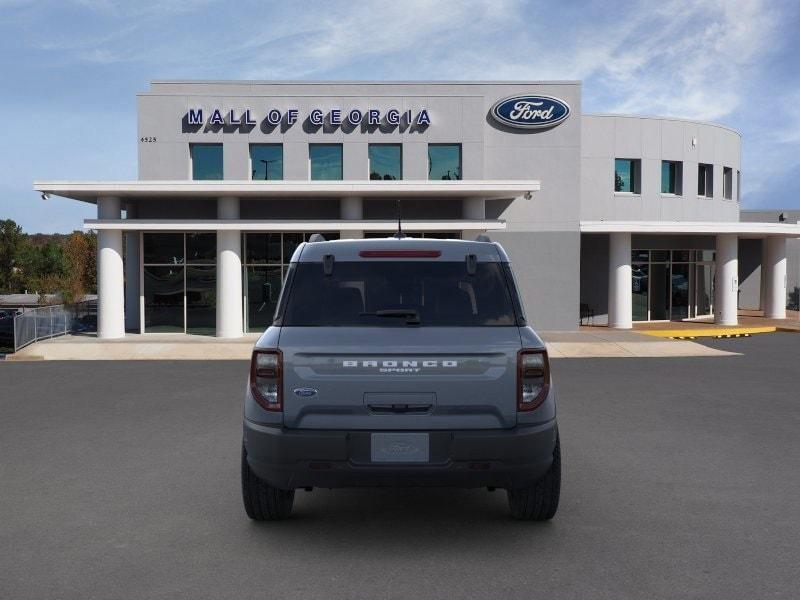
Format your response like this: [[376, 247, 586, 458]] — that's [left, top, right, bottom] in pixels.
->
[[34, 81, 800, 337]]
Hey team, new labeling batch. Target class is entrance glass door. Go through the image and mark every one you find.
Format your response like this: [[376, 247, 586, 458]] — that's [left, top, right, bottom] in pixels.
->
[[649, 263, 670, 320], [671, 264, 690, 320]]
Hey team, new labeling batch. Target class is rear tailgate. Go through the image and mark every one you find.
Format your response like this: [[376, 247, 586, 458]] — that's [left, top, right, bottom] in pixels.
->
[[279, 326, 521, 430]]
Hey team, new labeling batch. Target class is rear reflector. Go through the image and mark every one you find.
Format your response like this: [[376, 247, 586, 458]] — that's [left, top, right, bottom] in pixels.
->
[[358, 250, 441, 258]]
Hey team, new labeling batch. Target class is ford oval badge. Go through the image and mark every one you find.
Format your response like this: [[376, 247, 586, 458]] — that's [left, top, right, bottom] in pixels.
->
[[293, 387, 318, 398], [490, 95, 571, 130]]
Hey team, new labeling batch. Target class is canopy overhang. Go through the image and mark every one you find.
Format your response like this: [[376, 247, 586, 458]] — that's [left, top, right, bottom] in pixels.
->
[[35, 180, 541, 203], [580, 220, 800, 238], [83, 219, 507, 232]]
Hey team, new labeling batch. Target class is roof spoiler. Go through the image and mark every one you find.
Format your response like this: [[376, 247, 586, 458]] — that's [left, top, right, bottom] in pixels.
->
[[307, 233, 326, 243], [474, 234, 492, 243]]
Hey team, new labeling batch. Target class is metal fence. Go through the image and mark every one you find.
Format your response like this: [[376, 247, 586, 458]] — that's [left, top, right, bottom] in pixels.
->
[[1, 301, 97, 353]]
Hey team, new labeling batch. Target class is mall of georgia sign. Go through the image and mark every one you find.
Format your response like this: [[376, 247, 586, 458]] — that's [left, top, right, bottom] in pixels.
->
[[490, 95, 571, 130]]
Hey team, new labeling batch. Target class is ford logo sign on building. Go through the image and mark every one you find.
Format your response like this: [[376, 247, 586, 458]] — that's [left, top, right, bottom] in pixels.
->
[[490, 95, 571, 130]]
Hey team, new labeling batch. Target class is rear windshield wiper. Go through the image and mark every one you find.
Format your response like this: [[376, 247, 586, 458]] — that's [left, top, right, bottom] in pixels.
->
[[359, 309, 421, 325]]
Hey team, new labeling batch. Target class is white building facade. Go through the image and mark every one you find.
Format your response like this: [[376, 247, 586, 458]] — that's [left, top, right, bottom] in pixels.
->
[[34, 81, 800, 337]]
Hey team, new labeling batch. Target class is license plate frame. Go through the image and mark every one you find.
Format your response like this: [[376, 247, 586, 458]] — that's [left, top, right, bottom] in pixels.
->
[[370, 432, 430, 463]]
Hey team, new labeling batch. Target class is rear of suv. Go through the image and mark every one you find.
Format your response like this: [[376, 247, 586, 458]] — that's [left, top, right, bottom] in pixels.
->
[[241, 236, 560, 520]]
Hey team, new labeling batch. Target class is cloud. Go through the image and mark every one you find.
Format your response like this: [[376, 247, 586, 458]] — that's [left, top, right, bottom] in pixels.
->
[[592, 0, 781, 121]]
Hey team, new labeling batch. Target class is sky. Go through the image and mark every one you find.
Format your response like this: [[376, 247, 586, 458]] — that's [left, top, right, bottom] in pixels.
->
[[1, 0, 799, 233]]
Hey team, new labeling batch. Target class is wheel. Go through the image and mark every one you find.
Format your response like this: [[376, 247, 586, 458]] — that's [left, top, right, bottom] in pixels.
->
[[507, 435, 561, 521], [241, 444, 295, 521]]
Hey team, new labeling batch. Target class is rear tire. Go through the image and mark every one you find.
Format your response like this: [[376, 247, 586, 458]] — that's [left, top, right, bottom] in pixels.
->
[[507, 435, 561, 521], [241, 444, 295, 521]]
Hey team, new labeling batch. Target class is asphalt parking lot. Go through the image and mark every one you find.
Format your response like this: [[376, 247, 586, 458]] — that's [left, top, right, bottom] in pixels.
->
[[2, 333, 799, 599]]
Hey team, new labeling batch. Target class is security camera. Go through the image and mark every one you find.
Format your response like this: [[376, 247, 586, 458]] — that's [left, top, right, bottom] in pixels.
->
[[523, 191, 533, 200], [41, 192, 49, 201]]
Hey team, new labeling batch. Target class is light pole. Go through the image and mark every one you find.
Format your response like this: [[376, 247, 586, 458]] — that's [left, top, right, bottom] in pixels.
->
[[260, 159, 278, 180]]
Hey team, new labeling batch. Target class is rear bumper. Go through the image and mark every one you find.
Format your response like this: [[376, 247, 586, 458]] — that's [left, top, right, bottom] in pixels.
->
[[243, 419, 558, 490]]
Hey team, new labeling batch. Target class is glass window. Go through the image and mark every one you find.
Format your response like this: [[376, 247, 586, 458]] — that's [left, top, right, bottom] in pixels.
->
[[191, 144, 223, 180], [661, 161, 682, 194], [369, 144, 402, 180], [186, 266, 216, 334], [283, 233, 303, 262], [428, 144, 461, 180], [242, 232, 342, 332], [723, 167, 733, 200], [186, 233, 216, 264], [698, 163, 713, 197], [614, 159, 639, 193], [246, 233, 282, 264], [144, 266, 185, 332], [651, 250, 670, 262], [672, 250, 693, 262], [282, 261, 518, 327], [309, 144, 343, 180], [632, 250, 650, 263], [250, 144, 283, 181], [143, 233, 184, 265], [245, 266, 282, 333]]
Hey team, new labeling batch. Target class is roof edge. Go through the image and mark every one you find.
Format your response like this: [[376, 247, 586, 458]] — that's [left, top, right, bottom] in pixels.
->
[[583, 113, 740, 136]]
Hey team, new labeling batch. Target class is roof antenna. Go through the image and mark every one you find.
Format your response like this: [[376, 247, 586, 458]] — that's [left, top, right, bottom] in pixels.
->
[[394, 198, 405, 239]]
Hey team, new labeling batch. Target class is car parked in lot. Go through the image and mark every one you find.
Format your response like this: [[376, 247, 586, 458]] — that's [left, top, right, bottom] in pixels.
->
[[241, 236, 560, 521]]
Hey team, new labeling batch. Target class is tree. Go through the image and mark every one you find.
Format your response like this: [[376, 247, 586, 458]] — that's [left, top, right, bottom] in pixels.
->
[[0, 219, 25, 293], [61, 231, 97, 304]]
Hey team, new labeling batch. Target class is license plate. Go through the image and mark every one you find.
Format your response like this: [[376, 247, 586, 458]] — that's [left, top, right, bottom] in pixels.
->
[[370, 433, 429, 463]]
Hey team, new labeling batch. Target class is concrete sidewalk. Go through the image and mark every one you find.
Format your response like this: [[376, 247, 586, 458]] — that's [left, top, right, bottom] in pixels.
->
[[541, 328, 736, 358], [9, 328, 736, 360], [11, 333, 261, 361]]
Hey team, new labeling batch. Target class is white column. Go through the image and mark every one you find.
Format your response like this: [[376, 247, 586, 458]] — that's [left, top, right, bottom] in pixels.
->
[[764, 236, 787, 319], [714, 233, 739, 325], [339, 196, 363, 239], [462, 197, 486, 240], [216, 197, 243, 338], [608, 232, 632, 329], [97, 196, 125, 339], [124, 203, 140, 332]]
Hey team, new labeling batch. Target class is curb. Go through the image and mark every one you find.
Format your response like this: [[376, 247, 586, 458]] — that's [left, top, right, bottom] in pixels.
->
[[668, 333, 753, 340], [640, 326, 776, 339]]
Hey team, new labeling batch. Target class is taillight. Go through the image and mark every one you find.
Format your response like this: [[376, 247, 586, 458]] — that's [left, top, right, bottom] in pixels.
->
[[250, 349, 283, 411], [358, 250, 441, 258], [517, 349, 550, 411]]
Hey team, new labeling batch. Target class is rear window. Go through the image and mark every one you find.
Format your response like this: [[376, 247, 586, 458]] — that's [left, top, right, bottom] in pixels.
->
[[280, 261, 519, 327]]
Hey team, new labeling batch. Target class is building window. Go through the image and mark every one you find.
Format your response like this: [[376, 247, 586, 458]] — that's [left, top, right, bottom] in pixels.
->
[[250, 144, 283, 180], [191, 144, 223, 180], [661, 161, 682, 195], [242, 232, 340, 332], [368, 144, 402, 180], [428, 144, 461, 180], [698, 163, 713, 197], [142, 233, 217, 334], [309, 144, 343, 180], [723, 166, 733, 200], [363, 231, 460, 239], [614, 158, 640, 193], [631, 249, 716, 322]]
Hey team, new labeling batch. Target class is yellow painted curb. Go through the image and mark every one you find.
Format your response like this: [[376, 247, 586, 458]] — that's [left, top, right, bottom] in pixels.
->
[[640, 326, 776, 339]]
